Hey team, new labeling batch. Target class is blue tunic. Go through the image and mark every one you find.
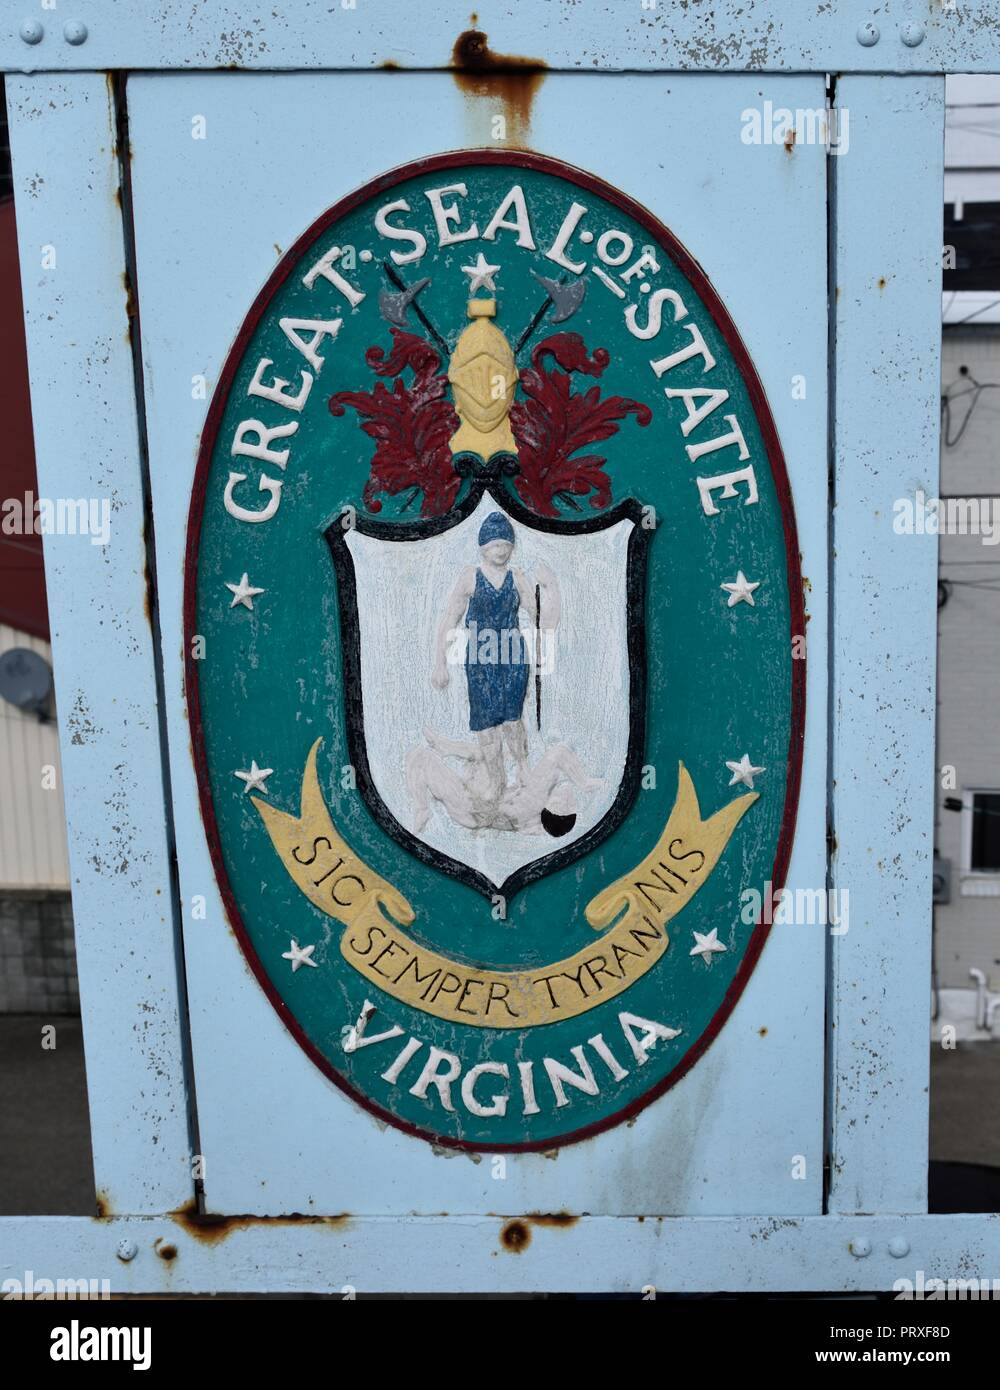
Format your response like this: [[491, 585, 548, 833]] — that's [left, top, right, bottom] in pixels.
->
[[465, 568, 530, 732]]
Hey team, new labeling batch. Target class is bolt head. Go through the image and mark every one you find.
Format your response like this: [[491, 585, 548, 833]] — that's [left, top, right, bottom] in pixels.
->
[[850, 1236, 873, 1258], [857, 22, 880, 47], [901, 23, 926, 48], [19, 19, 44, 44], [889, 1236, 911, 1258], [63, 20, 88, 46], [116, 1238, 138, 1262]]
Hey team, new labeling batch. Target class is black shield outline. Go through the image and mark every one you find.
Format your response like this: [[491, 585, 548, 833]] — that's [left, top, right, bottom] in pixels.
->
[[325, 481, 650, 902]]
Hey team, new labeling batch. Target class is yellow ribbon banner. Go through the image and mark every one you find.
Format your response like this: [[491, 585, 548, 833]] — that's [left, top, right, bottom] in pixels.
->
[[253, 740, 756, 1029]]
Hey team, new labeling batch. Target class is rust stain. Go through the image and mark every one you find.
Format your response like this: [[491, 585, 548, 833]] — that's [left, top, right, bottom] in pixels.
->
[[154, 1239, 178, 1262], [95, 1192, 113, 1219], [122, 268, 139, 352], [451, 29, 547, 149], [498, 1212, 575, 1249], [171, 1203, 351, 1245], [500, 1219, 530, 1252], [528, 1211, 579, 1228], [121, 270, 137, 321], [878, 276, 887, 290], [759, 1026, 768, 1037], [784, 128, 796, 154], [142, 542, 154, 628]]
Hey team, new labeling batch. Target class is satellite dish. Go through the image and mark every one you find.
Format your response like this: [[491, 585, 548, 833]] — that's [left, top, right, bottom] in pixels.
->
[[0, 647, 53, 720]]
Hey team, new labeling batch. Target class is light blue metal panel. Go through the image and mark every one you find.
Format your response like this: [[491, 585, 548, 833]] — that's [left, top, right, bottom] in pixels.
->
[[828, 76, 945, 1214], [2, 1211, 1000, 1294], [126, 70, 828, 1216], [2, 1, 1000, 74], [5, 75, 194, 1216]]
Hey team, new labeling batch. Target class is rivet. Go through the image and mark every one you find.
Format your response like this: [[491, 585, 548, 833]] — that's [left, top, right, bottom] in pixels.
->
[[116, 1238, 138, 1262], [889, 1236, 911, 1258], [901, 23, 926, 48], [63, 20, 88, 46], [850, 1236, 872, 1258], [19, 19, 44, 44], [857, 22, 880, 47]]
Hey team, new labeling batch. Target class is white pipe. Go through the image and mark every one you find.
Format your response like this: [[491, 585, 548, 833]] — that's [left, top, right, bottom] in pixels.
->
[[970, 968, 988, 1029], [988, 997, 1000, 1036]]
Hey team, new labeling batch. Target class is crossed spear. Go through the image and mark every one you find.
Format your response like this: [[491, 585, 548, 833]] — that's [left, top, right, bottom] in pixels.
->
[[378, 261, 586, 355]]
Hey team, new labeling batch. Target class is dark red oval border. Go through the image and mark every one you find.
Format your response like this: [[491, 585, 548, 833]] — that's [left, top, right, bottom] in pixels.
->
[[184, 148, 806, 1155]]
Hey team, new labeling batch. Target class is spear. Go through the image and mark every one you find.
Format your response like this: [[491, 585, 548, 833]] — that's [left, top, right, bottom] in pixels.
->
[[535, 582, 542, 731], [379, 261, 450, 357], [514, 271, 587, 357]]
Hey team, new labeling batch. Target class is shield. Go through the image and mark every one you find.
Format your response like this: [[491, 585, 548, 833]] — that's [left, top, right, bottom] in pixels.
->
[[327, 485, 649, 900]]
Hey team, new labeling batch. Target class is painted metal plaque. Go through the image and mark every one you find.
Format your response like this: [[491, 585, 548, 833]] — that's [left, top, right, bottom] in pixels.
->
[[187, 151, 803, 1151]]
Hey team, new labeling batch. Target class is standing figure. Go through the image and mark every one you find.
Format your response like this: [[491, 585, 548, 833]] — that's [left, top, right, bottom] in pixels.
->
[[431, 511, 559, 790]]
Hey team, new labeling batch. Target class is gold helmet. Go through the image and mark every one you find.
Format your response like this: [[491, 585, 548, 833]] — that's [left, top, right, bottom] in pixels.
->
[[448, 299, 518, 459]]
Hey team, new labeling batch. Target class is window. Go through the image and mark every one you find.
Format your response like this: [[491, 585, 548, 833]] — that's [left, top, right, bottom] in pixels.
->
[[969, 791, 1000, 873]]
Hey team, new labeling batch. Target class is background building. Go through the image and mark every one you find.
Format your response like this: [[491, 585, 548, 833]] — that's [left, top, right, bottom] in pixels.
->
[[936, 75, 1000, 993], [0, 92, 76, 1013]]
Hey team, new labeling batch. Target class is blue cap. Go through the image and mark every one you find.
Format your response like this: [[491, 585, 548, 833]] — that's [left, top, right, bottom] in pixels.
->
[[478, 511, 515, 546]]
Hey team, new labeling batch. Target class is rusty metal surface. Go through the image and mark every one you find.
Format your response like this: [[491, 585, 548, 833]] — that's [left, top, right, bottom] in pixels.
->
[[0, 2, 970, 1295], [124, 67, 828, 1216], [2, 1211, 1000, 1293], [828, 75, 944, 1215], [1, 3, 1000, 75]]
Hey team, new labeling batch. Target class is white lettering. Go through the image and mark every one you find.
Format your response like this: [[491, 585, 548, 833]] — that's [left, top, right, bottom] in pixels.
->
[[374, 198, 428, 264]]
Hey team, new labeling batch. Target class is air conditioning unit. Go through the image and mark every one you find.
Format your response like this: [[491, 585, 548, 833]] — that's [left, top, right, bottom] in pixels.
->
[[933, 855, 952, 905]]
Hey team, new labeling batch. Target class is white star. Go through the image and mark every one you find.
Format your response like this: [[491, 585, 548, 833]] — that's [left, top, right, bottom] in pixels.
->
[[462, 252, 500, 293], [726, 755, 765, 790], [282, 938, 319, 972], [225, 573, 265, 610], [720, 570, 760, 608], [234, 760, 273, 795], [690, 928, 727, 963]]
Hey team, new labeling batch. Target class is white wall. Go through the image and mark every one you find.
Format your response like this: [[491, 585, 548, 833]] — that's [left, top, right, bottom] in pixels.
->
[[0, 622, 70, 889], [936, 327, 1000, 989]]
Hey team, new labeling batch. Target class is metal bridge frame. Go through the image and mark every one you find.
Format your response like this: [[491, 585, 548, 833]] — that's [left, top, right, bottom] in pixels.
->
[[1, 1, 997, 1292]]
